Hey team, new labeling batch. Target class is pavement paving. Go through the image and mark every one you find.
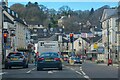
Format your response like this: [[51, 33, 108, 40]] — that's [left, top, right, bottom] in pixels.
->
[[86, 60, 119, 68]]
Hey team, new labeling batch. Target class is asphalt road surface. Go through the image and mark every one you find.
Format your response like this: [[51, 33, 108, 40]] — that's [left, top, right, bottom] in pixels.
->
[[1, 61, 119, 80]]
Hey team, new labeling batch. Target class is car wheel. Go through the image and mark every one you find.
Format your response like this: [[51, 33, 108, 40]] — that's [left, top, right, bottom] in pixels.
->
[[37, 67, 42, 71], [26, 63, 28, 68], [9, 66, 11, 69], [23, 64, 27, 68], [5, 64, 8, 69], [58, 66, 62, 70]]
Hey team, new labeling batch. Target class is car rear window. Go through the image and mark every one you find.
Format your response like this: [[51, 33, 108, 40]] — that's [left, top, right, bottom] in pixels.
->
[[40, 52, 59, 57], [8, 53, 22, 57]]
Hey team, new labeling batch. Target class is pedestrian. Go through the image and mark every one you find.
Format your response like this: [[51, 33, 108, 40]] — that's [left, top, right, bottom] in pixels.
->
[[34, 55, 37, 66]]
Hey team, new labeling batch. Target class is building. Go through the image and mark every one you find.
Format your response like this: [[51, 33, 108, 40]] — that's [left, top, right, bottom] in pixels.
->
[[116, 2, 120, 62], [2, 6, 30, 55], [101, 9, 118, 63]]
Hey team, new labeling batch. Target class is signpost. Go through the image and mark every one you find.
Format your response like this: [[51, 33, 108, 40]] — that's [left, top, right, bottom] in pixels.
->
[[94, 43, 98, 49]]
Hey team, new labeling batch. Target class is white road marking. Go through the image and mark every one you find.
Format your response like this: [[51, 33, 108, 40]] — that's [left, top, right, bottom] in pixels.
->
[[48, 71, 53, 74], [26, 70, 32, 73], [81, 71, 86, 75], [32, 68, 36, 70], [80, 67, 82, 69], [75, 71, 82, 75], [26, 67, 36, 74], [0, 72, 7, 75], [71, 68, 74, 70], [0, 73, 4, 75], [84, 75, 90, 79], [80, 68, 82, 71], [52, 70, 58, 72]]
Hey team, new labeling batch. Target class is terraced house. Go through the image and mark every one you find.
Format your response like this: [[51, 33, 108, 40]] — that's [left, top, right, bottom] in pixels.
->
[[2, 5, 30, 56], [101, 8, 118, 63]]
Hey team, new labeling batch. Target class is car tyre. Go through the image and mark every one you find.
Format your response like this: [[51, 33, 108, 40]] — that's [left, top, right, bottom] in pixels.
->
[[37, 67, 42, 71], [58, 66, 62, 70], [9, 66, 11, 69], [5, 64, 8, 69], [23, 64, 27, 68], [25, 63, 28, 68]]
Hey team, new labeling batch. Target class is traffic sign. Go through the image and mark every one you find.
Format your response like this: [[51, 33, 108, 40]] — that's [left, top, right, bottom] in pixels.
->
[[94, 43, 98, 49]]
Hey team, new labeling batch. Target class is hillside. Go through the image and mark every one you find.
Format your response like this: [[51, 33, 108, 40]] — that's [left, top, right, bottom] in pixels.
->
[[10, 2, 111, 32]]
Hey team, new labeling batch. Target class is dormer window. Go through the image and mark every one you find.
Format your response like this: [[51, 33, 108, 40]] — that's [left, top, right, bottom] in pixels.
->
[[34, 29, 37, 32], [16, 14, 18, 18], [8, 8, 10, 13], [12, 11, 14, 16]]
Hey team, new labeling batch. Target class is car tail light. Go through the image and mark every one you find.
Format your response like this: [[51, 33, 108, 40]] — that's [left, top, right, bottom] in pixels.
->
[[38, 58, 44, 61], [54, 58, 60, 61]]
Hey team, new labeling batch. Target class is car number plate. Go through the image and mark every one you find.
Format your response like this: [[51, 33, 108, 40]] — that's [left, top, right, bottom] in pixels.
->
[[45, 59, 52, 61], [11, 58, 18, 60]]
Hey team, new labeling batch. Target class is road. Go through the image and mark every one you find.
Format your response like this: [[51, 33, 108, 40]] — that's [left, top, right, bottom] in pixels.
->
[[1, 61, 119, 80]]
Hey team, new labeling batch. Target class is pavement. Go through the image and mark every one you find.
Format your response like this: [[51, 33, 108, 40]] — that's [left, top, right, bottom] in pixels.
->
[[86, 60, 119, 68]]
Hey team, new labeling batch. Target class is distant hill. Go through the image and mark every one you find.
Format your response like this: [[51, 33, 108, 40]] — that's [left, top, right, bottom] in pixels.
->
[[10, 2, 111, 32]]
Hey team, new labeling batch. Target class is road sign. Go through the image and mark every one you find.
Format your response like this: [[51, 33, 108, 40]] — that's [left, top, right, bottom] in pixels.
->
[[94, 43, 98, 49]]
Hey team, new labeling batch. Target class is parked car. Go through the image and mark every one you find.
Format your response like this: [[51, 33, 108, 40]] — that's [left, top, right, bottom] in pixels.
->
[[37, 52, 62, 71], [5, 52, 28, 69], [68, 56, 82, 64]]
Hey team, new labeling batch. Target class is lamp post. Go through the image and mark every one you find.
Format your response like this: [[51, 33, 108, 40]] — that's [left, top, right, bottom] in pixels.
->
[[0, 0, 3, 62], [107, 20, 112, 66], [11, 20, 17, 52], [59, 28, 63, 52]]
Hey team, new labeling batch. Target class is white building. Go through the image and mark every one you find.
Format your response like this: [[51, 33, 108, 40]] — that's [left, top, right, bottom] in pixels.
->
[[101, 9, 118, 62], [3, 7, 30, 55]]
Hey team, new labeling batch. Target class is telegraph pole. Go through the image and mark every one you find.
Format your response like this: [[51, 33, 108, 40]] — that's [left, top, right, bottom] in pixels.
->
[[107, 20, 111, 66], [0, 0, 3, 65], [0, 0, 3, 73]]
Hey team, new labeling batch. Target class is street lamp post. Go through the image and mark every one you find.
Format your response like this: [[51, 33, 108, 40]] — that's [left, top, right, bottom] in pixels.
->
[[0, 0, 3, 66]]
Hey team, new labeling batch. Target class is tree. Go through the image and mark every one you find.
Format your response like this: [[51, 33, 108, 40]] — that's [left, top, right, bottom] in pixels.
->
[[89, 8, 94, 16], [58, 6, 72, 16], [10, 3, 25, 18], [34, 2, 38, 5]]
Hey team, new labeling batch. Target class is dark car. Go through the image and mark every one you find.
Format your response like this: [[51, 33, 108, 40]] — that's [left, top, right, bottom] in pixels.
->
[[69, 57, 82, 64], [74, 57, 82, 64], [37, 52, 62, 71], [5, 52, 28, 69]]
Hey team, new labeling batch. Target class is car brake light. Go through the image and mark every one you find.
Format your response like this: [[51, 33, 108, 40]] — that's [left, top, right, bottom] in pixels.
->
[[38, 58, 44, 61], [54, 58, 60, 61]]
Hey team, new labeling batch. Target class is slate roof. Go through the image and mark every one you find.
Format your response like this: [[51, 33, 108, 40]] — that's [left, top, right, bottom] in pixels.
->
[[3, 6, 27, 26], [4, 14, 14, 24], [82, 35, 102, 44], [101, 9, 117, 22]]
